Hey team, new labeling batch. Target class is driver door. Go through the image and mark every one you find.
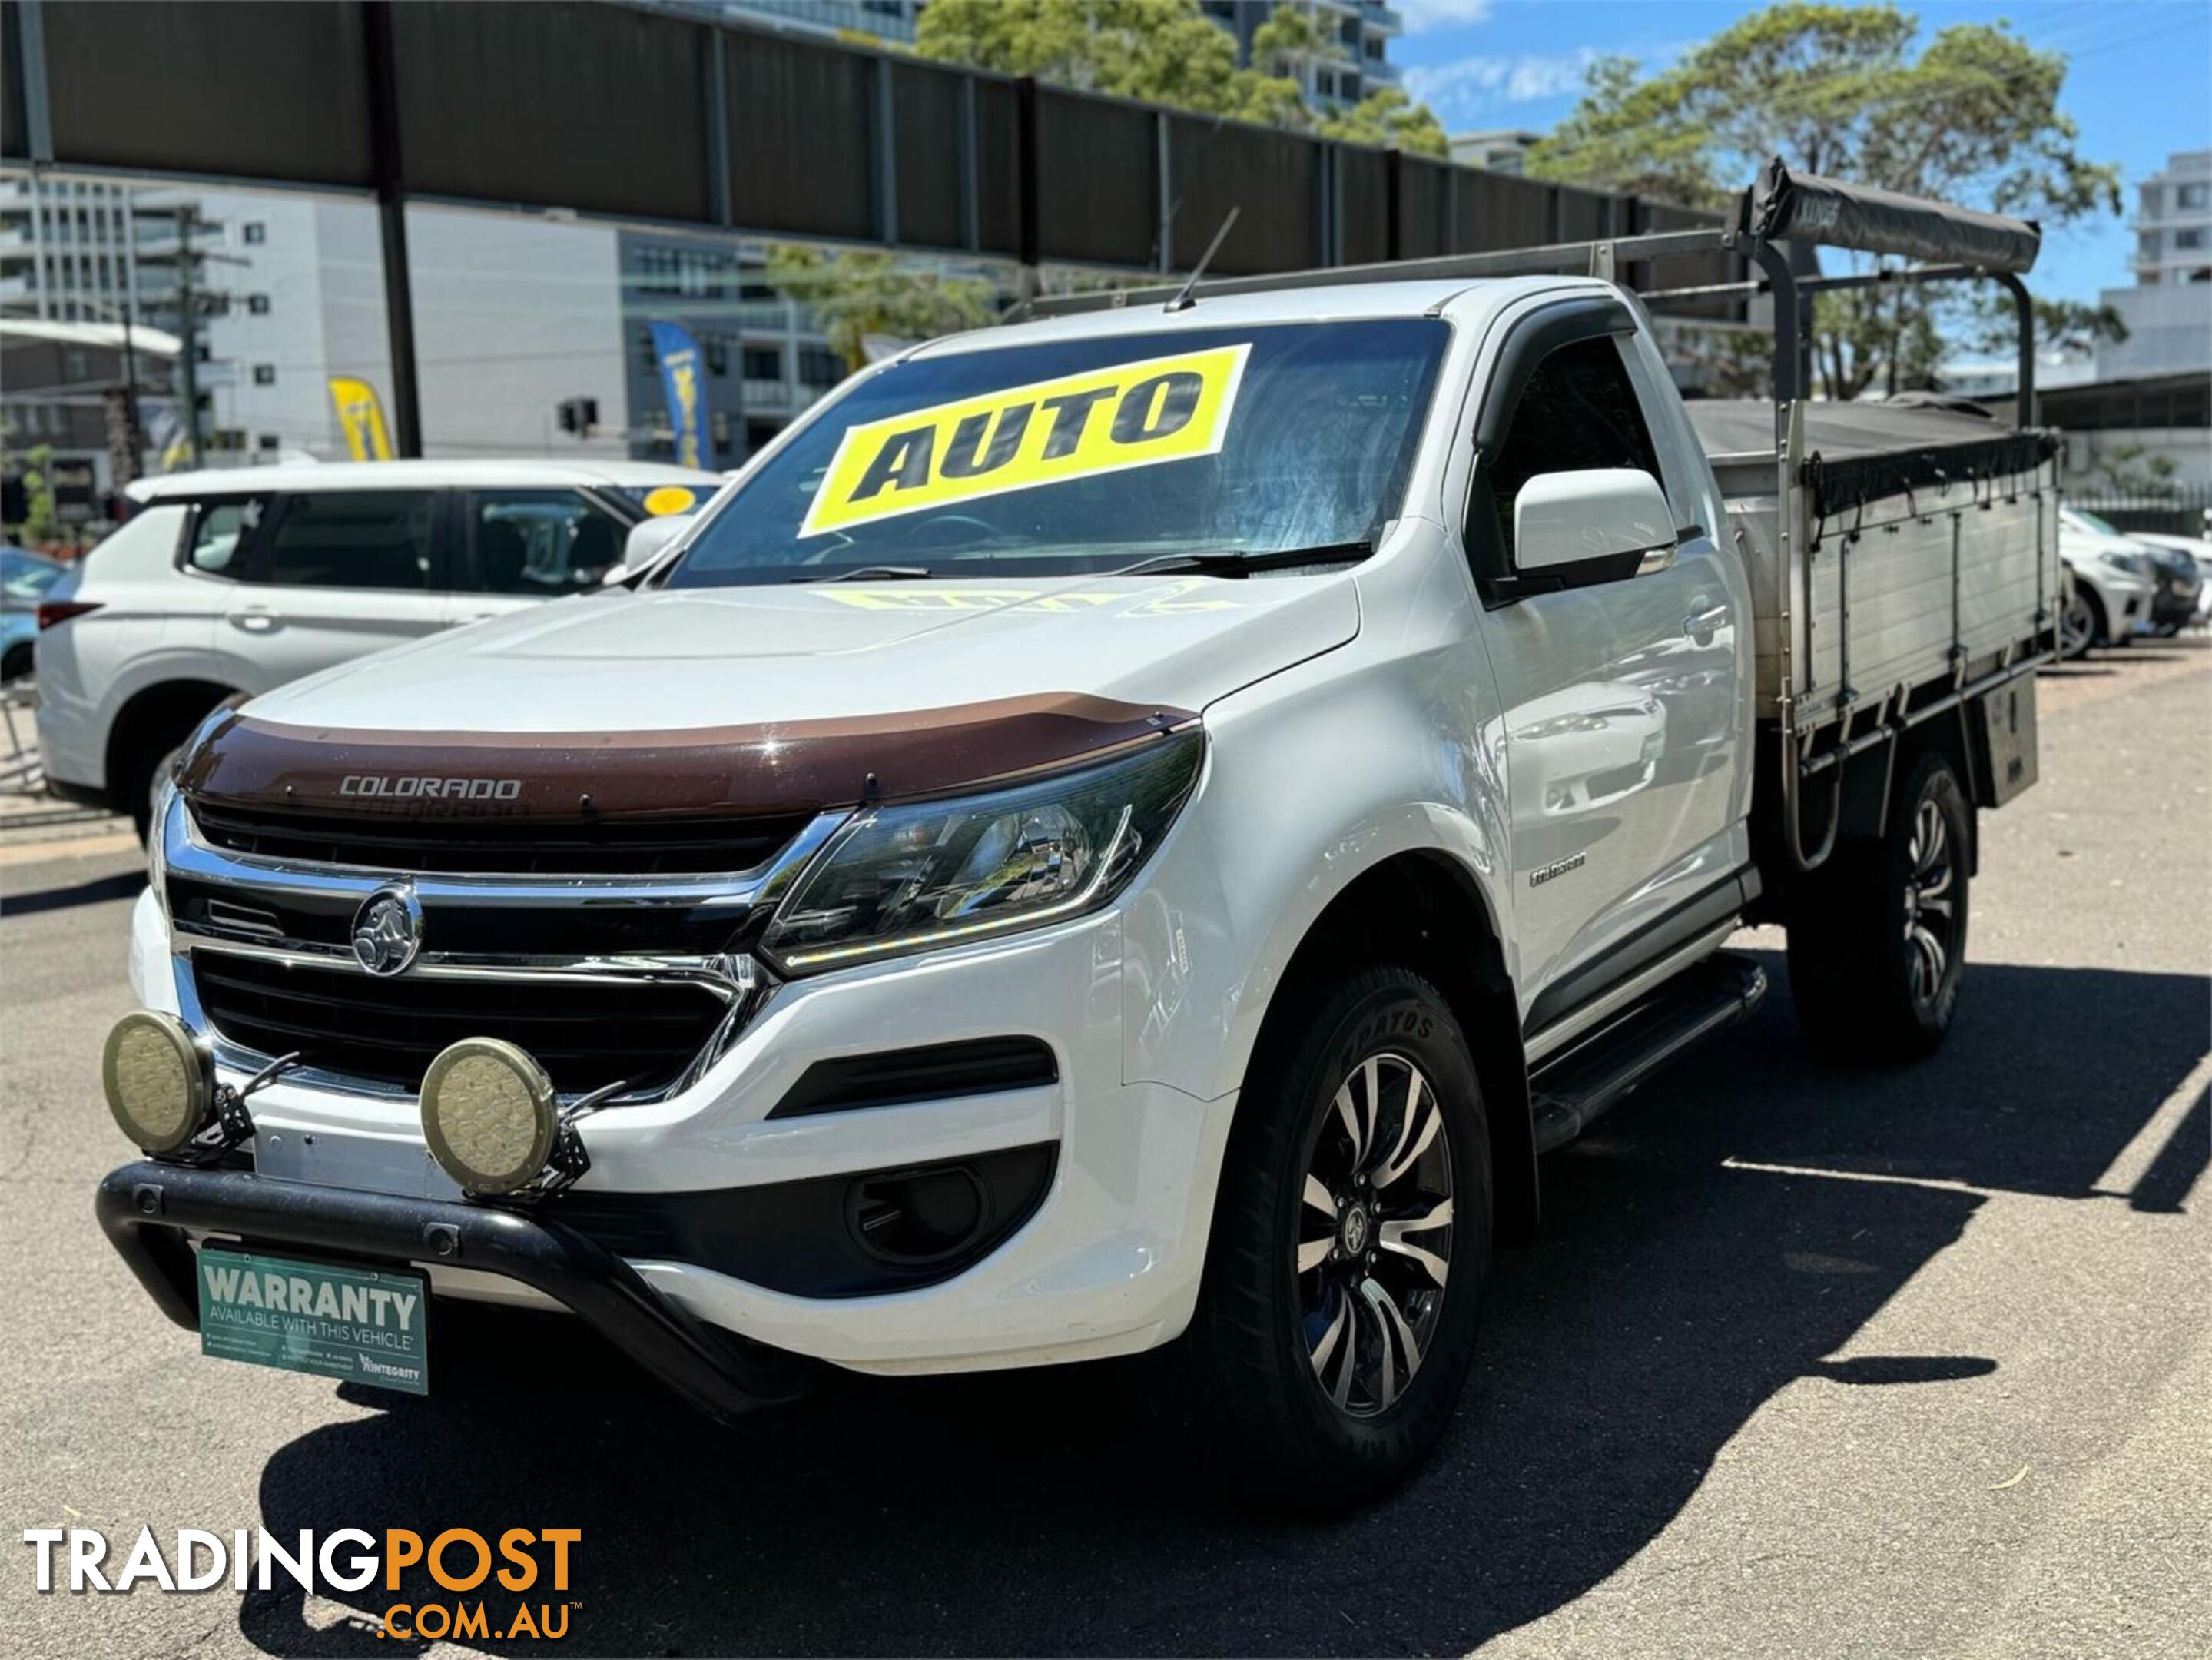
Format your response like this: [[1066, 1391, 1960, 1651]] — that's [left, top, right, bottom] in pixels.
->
[[1466, 307, 1747, 1031]]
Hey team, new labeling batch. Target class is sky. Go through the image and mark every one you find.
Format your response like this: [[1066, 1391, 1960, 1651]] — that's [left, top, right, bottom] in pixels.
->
[[1391, 0, 2212, 304]]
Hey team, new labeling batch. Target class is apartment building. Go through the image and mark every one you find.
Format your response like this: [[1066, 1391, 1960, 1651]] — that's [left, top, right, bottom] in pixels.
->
[[1201, 0, 1403, 111], [2098, 148, 2212, 381]]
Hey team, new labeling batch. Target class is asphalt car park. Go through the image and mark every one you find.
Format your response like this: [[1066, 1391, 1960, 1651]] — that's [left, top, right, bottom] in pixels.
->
[[2, 639, 2206, 1660]]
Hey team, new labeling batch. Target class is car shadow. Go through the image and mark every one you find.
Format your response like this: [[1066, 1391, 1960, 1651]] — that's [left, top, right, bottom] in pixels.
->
[[0, 868, 144, 917], [240, 958, 2208, 1657]]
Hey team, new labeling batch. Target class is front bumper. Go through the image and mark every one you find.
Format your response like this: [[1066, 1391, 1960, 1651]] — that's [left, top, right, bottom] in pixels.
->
[[2151, 578, 2203, 632], [128, 885, 1239, 1377], [95, 1160, 813, 1420]]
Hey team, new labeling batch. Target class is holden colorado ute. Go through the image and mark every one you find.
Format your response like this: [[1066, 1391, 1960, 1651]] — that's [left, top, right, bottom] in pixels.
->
[[94, 165, 2058, 1505]]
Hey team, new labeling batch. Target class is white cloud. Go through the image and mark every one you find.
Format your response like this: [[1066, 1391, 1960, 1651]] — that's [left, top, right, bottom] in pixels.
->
[[1398, 0, 1495, 33], [1405, 49, 1597, 123]]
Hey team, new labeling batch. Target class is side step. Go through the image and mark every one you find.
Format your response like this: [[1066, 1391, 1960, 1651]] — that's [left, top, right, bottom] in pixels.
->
[[1528, 953, 1768, 1155]]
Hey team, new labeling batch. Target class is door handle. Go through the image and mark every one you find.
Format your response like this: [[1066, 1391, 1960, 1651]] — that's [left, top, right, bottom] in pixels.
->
[[1682, 606, 1727, 636], [231, 610, 278, 633]]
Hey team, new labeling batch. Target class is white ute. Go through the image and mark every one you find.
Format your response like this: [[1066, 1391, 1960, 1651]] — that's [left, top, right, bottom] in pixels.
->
[[95, 167, 2059, 1505]]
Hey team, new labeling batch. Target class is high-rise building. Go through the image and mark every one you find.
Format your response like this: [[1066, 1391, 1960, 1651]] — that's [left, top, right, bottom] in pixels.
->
[[2098, 148, 2212, 380], [140, 191, 632, 467], [1201, 0, 1404, 113], [0, 174, 146, 324], [3, 172, 636, 476], [2, 174, 213, 487]]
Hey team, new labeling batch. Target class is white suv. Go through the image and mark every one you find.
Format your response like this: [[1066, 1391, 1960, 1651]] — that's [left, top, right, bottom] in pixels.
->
[[35, 460, 721, 835]]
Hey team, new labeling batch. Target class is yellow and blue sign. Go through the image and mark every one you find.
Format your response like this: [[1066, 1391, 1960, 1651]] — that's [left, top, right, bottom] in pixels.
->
[[801, 343, 1250, 539], [650, 321, 711, 471], [327, 376, 394, 461]]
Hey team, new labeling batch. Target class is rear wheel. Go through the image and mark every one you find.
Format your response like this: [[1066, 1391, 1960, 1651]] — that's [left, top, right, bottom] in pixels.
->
[[114, 686, 233, 845], [1787, 750, 1970, 1061], [0, 642, 31, 682], [1185, 965, 1491, 1510]]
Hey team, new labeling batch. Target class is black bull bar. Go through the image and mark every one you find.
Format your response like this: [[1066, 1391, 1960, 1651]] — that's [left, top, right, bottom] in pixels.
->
[[95, 1160, 811, 1421]]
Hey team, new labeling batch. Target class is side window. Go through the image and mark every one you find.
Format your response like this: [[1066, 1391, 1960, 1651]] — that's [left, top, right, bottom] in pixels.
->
[[1482, 335, 1663, 563], [184, 498, 267, 578], [260, 492, 435, 590], [467, 490, 627, 596]]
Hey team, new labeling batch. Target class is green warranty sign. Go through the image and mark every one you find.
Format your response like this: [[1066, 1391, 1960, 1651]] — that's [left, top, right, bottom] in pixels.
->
[[197, 1247, 428, 1395]]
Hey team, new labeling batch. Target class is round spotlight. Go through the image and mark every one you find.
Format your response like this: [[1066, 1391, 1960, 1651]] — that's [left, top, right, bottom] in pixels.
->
[[101, 1010, 212, 1155], [420, 1038, 558, 1195]]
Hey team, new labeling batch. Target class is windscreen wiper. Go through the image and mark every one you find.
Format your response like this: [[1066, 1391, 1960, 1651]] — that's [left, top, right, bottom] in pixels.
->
[[1109, 541, 1375, 580], [791, 565, 932, 583]]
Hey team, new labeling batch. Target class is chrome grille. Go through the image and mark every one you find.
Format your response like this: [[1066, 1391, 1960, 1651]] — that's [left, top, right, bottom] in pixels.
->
[[158, 792, 847, 1101], [193, 949, 729, 1094], [188, 798, 819, 878]]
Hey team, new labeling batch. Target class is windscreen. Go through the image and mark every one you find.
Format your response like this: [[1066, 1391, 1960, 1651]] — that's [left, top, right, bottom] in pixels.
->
[[663, 320, 1447, 586]]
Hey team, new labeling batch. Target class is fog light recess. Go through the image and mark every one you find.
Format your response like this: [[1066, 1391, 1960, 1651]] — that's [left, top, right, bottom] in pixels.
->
[[845, 1164, 990, 1267], [420, 1038, 558, 1196], [101, 1010, 213, 1154]]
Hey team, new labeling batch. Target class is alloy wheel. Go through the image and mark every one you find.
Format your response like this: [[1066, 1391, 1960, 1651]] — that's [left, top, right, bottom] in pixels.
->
[[1902, 797, 1956, 1008], [2058, 591, 2094, 659], [1295, 1052, 1454, 1419]]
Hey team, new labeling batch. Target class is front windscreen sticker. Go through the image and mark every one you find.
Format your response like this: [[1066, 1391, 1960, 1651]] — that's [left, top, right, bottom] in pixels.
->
[[642, 485, 699, 516], [800, 343, 1250, 538]]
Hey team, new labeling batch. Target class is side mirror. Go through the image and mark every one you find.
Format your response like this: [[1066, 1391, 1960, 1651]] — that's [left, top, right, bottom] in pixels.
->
[[617, 514, 691, 580], [1511, 467, 1674, 583]]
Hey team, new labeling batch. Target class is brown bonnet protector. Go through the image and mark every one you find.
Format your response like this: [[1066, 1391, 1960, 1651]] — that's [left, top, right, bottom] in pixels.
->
[[179, 693, 1199, 822]]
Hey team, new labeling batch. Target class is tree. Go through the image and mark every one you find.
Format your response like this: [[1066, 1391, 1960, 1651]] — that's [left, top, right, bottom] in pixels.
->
[[917, 0, 1450, 158], [1318, 86, 1450, 159], [1527, 4, 2121, 400], [2088, 440, 2179, 499], [764, 247, 995, 374], [773, 1, 1453, 372], [919, 0, 1258, 115], [2, 442, 59, 546]]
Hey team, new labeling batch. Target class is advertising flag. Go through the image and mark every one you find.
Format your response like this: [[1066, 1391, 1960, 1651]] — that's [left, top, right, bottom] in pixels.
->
[[327, 376, 394, 461], [649, 321, 710, 470]]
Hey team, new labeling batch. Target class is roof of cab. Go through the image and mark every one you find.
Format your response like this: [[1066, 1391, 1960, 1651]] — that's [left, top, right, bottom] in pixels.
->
[[124, 457, 723, 503], [910, 274, 1600, 360]]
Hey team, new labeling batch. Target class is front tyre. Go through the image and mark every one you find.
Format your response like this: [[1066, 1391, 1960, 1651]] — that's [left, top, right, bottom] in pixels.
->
[[1187, 965, 1491, 1510], [1787, 750, 1971, 1061]]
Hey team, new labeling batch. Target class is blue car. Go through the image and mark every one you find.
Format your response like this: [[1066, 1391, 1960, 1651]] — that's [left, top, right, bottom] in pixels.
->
[[1, 546, 67, 681]]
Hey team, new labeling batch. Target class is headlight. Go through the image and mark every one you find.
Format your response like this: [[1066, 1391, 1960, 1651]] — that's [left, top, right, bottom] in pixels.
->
[[101, 1009, 212, 1154], [147, 776, 176, 923], [762, 729, 1203, 974], [2101, 550, 2153, 578]]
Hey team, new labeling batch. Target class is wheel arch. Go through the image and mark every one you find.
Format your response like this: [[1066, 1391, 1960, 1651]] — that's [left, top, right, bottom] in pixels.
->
[[104, 677, 237, 798], [1237, 849, 1538, 1247]]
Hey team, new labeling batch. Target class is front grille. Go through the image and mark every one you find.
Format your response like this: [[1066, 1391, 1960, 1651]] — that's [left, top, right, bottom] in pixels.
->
[[188, 800, 816, 877], [193, 950, 728, 1094]]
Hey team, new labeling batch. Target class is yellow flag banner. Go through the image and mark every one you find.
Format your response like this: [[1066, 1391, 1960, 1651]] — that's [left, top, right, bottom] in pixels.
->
[[328, 376, 394, 462], [800, 344, 1249, 539]]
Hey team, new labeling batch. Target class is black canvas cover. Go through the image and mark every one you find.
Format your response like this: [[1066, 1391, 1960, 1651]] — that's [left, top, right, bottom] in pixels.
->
[[1687, 398, 2059, 521], [1749, 158, 2041, 274]]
